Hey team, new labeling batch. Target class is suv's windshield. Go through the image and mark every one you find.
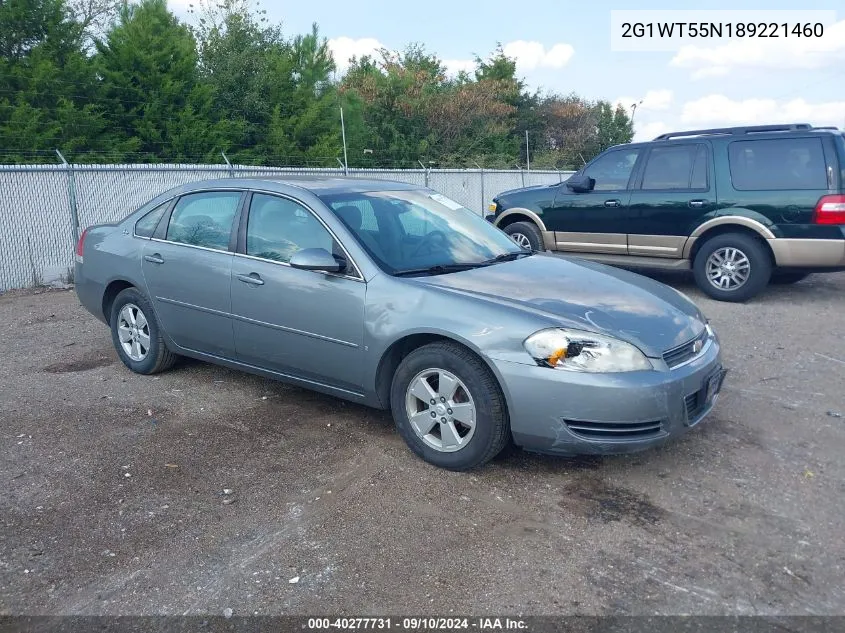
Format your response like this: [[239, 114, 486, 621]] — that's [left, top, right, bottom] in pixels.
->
[[319, 189, 526, 275]]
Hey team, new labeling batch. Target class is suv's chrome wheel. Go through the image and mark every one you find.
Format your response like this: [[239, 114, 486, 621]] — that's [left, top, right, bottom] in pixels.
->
[[510, 232, 532, 249], [706, 247, 750, 290], [404, 368, 476, 453], [117, 303, 150, 361]]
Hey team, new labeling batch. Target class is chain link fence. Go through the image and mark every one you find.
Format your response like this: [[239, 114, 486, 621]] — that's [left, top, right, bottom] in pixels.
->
[[0, 163, 573, 291]]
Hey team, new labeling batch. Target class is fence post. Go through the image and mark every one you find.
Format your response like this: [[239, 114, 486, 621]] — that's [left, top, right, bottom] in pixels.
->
[[520, 168, 526, 187], [474, 162, 485, 216], [418, 160, 430, 188], [55, 150, 80, 245], [221, 151, 234, 178]]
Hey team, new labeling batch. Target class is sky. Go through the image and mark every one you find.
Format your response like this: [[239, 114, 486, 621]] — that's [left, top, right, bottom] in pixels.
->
[[167, 0, 845, 142]]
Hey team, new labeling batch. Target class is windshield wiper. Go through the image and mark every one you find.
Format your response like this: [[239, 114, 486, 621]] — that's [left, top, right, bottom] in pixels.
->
[[480, 250, 533, 264], [393, 263, 486, 277]]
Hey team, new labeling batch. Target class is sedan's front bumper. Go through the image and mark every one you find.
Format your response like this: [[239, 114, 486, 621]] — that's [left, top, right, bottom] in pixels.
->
[[492, 336, 725, 456]]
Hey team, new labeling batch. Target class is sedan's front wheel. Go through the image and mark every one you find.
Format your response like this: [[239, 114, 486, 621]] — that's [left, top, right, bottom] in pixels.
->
[[391, 342, 510, 470], [110, 287, 177, 375]]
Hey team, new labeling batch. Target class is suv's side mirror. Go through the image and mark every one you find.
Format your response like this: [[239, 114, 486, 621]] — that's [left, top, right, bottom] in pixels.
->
[[565, 173, 595, 193], [289, 248, 346, 273]]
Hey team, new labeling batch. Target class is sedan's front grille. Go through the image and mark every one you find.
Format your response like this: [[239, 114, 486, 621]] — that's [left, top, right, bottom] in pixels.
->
[[563, 419, 666, 441], [663, 329, 709, 368]]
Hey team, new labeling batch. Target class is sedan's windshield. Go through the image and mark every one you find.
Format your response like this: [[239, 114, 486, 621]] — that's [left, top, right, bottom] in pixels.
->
[[319, 189, 526, 275]]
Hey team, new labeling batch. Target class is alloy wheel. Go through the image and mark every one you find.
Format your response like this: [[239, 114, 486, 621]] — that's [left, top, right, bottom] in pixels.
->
[[404, 368, 477, 452], [117, 303, 151, 361], [706, 247, 750, 291]]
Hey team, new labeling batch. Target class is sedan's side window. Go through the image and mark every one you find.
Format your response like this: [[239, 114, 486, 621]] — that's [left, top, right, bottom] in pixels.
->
[[582, 148, 641, 191], [134, 202, 168, 237], [166, 191, 241, 251], [246, 194, 334, 263]]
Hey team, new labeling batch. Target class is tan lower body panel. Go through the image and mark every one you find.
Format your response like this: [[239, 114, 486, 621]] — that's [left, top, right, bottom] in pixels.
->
[[542, 230, 556, 251], [550, 252, 691, 270], [627, 235, 688, 258], [554, 232, 627, 254], [768, 238, 845, 267]]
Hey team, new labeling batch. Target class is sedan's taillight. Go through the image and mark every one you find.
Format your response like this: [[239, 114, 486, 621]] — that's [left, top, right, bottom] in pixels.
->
[[813, 195, 845, 225], [75, 228, 88, 263]]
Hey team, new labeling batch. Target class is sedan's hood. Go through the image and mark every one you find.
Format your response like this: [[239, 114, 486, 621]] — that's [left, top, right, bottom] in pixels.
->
[[411, 253, 706, 357]]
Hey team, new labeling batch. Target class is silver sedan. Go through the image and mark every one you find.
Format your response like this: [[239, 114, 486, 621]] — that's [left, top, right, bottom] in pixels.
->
[[75, 177, 727, 470]]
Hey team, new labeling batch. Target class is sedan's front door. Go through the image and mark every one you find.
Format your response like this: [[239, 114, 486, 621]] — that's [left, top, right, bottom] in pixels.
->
[[547, 146, 642, 254], [231, 192, 366, 395], [141, 190, 244, 358]]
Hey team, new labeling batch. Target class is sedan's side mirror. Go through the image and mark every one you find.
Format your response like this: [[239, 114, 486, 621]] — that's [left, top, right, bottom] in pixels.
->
[[289, 248, 346, 273], [565, 173, 595, 193]]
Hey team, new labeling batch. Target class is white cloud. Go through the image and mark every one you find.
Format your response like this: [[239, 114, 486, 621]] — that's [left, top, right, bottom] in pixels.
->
[[502, 40, 575, 71], [681, 95, 845, 126], [615, 89, 673, 113], [671, 19, 845, 77], [443, 59, 476, 76], [328, 37, 384, 72], [634, 121, 671, 142]]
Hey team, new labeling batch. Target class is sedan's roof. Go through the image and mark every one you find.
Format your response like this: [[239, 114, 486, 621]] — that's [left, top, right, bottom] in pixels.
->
[[184, 176, 423, 195]]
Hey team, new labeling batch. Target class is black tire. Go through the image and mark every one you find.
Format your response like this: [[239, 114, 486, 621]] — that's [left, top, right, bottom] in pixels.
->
[[390, 342, 510, 471], [771, 272, 810, 285], [503, 221, 543, 251], [692, 233, 772, 302], [110, 287, 177, 375]]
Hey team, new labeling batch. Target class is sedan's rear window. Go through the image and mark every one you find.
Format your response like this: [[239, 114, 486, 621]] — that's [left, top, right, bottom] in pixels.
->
[[166, 191, 241, 251]]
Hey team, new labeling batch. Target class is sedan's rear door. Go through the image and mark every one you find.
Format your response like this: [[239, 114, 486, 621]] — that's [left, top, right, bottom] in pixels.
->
[[141, 190, 244, 358]]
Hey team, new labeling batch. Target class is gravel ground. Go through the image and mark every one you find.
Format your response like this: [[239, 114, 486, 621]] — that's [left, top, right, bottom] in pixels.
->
[[1, 272, 844, 617]]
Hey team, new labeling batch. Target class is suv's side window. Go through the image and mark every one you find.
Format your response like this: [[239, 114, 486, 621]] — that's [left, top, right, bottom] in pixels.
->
[[729, 138, 828, 190], [641, 144, 709, 190], [582, 148, 641, 191], [166, 191, 241, 251], [246, 193, 335, 264]]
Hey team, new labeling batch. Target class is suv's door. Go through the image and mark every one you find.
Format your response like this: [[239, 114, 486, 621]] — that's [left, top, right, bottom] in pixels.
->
[[231, 192, 366, 394], [627, 143, 713, 258], [141, 190, 244, 358], [548, 146, 642, 254]]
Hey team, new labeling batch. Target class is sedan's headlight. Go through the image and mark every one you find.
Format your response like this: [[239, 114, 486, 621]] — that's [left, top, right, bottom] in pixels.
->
[[523, 328, 652, 373]]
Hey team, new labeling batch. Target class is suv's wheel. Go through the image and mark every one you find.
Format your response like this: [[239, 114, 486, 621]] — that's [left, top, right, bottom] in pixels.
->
[[771, 272, 810, 285], [390, 342, 510, 471], [503, 221, 543, 251], [110, 287, 177, 374], [693, 233, 772, 302]]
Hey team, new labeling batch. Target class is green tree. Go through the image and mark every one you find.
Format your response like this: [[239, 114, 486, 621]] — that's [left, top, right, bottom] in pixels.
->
[[95, 0, 223, 160]]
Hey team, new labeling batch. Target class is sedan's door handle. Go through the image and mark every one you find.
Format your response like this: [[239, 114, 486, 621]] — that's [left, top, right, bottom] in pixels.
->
[[144, 254, 164, 264], [236, 273, 264, 286], [688, 199, 708, 208], [604, 199, 621, 207]]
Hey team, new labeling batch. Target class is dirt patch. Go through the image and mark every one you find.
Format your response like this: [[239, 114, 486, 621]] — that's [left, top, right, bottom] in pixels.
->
[[43, 352, 116, 373], [561, 476, 666, 527]]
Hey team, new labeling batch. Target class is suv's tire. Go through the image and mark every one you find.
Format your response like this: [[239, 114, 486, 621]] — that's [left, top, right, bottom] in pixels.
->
[[110, 287, 177, 375], [692, 233, 772, 302], [504, 221, 543, 251], [390, 342, 510, 471], [771, 272, 810, 285]]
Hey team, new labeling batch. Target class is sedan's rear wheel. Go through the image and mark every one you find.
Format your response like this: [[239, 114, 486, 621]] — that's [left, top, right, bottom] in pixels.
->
[[391, 342, 509, 470], [110, 287, 177, 375]]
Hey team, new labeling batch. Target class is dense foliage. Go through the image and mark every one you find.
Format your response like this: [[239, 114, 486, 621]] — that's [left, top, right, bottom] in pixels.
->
[[0, 0, 633, 166]]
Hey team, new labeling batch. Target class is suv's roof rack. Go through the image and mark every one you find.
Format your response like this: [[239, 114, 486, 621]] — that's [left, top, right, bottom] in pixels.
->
[[653, 123, 814, 141]]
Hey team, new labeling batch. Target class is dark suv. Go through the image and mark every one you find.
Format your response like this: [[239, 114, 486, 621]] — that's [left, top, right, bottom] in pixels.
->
[[488, 123, 845, 302]]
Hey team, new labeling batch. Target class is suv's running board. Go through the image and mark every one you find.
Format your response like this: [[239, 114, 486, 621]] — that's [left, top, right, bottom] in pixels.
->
[[548, 251, 691, 270]]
